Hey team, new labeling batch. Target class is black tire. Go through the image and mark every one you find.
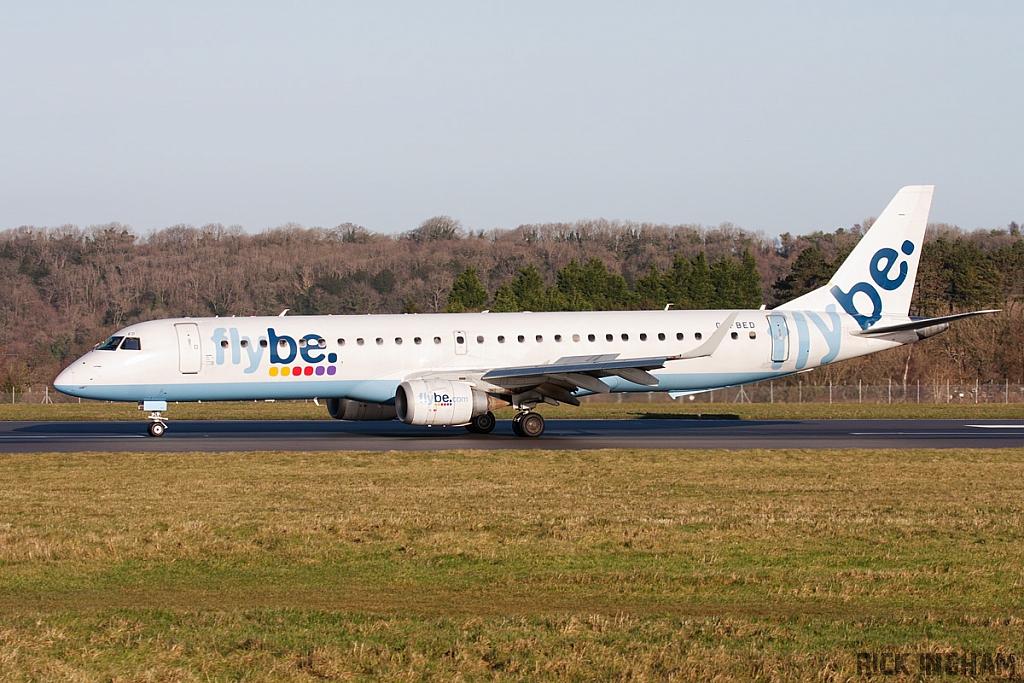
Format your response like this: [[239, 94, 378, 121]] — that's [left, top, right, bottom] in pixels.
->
[[511, 412, 525, 437], [518, 412, 545, 438], [147, 421, 166, 437], [465, 411, 496, 434]]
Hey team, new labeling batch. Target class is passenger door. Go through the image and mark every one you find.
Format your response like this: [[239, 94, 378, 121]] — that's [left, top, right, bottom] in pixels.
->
[[766, 314, 789, 363], [175, 323, 202, 374]]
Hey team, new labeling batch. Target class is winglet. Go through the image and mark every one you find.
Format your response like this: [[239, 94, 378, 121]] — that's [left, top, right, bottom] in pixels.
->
[[676, 312, 739, 359]]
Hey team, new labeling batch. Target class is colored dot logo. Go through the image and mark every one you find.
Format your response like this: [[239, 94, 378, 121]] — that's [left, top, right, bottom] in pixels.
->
[[269, 366, 337, 377]]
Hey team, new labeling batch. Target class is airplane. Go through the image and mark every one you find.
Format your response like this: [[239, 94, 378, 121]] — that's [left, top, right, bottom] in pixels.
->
[[54, 186, 996, 437]]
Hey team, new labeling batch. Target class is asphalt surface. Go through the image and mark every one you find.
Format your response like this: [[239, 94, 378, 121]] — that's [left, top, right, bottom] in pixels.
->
[[2, 418, 1024, 452]]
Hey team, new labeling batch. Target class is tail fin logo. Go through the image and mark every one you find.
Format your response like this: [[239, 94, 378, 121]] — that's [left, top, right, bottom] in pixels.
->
[[831, 240, 916, 330]]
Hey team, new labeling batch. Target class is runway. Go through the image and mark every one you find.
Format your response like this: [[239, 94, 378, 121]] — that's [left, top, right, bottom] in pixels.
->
[[2, 417, 1024, 452]]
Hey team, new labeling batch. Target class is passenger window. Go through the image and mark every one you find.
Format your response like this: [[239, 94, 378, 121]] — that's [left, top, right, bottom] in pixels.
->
[[518, 335, 525, 343], [317, 338, 326, 348], [605, 334, 613, 342], [476, 335, 484, 344], [456, 335, 465, 344], [749, 331, 757, 339], [572, 334, 580, 342], [730, 332, 738, 339], [433, 336, 442, 344], [498, 335, 505, 343], [621, 334, 629, 341], [639, 333, 647, 341], [121, 338, 141, 350], [414, 337, 422, 345], [535, 335, 543, 342], [97, 336, 123, 351], [695, 332, 703, 340], [220, 340, 229, 348], [676, 333, 684, 340], [395, 337, 403, 345], [588, 334, 596, 342], [260, 339, 268, 348], [338, 338, 346, 346], [240, 339, 249, 348], [554, 334, 562, 342], [658, 333, 665, 341], [376, 338, 384, 345], [357, 338, 365, 346]]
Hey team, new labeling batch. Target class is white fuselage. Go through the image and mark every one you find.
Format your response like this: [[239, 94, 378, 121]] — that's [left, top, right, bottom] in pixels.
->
[[54, 308, 903, 404]]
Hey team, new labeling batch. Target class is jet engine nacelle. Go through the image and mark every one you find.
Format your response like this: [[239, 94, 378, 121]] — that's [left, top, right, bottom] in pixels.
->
[[326, 397, 397, 421], [395, 379, 500, 426]]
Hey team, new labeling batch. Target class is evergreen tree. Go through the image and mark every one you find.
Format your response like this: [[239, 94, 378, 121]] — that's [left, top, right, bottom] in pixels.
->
[[688, 252, 716, 309], [510, 264, 564, 311], [445, 266, 489, 312], [490, 284, 520, 312], [771, 246, 833, 303], [556, 258, 634, 310], [555, 260, 592, 310], [634, 264, 667, 309], [737, 248, 764, 308], [710, 257, 740, 308], [584, 258, 632, 310], [662, 255, 693, 308]]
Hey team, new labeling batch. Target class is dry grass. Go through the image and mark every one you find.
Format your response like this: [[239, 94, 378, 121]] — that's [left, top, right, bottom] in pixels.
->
[[1, 448, 1023, 680]]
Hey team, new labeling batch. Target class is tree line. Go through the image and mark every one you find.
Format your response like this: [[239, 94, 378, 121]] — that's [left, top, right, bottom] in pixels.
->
[[1, 215, 1022, 392]]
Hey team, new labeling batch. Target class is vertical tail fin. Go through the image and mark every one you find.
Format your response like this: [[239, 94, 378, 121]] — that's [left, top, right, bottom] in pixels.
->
[[777, 185, 934, 329]]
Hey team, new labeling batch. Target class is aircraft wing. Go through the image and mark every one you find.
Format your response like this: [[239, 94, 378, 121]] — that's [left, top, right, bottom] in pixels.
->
[[476, 353, 678, 406], [474, 311, 739, 406]]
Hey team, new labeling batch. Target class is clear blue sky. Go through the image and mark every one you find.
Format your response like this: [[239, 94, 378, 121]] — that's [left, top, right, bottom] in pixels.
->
[[1, 1, 1021, 236]]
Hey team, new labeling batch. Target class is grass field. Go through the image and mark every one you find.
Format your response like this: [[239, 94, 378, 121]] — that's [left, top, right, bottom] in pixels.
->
[[2, 398, 1024, 422], [2, 447, 1023, 680]]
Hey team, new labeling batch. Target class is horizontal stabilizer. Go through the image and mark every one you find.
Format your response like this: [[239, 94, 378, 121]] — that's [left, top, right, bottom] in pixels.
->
[[854, 309, 999, 336]]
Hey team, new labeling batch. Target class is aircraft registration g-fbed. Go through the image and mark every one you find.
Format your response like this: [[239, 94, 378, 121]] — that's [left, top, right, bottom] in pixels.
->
[[55, 186, 996, 438]]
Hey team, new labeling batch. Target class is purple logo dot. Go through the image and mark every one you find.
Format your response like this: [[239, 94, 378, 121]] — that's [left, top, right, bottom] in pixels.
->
[[315, 366, 325, 376], [326, 366, 336, 376]]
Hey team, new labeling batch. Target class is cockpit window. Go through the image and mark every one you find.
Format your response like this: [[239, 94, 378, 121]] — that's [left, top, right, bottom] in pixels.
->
[[97, 336, 124, 351], [121, 337, 141, 350]]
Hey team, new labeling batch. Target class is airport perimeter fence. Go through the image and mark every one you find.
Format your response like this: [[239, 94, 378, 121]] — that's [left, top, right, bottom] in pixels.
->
[[7, 380, 1024, 406]]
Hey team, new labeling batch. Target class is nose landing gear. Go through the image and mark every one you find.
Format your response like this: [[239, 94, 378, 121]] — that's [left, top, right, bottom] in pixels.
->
[[139, 400, 168, 437]]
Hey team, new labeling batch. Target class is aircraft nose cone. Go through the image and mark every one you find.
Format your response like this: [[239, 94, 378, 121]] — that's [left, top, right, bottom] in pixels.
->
[[53, 366, 79, 395]]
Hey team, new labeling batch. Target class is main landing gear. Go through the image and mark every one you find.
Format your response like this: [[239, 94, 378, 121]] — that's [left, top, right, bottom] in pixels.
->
[[140, 400, 168, 437], [511, 411, 545, 438], [464, 410, 545, 437], [465, 411, 497, 434]]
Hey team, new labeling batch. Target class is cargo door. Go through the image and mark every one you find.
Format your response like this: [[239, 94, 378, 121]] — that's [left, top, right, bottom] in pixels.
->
[[175, 323, 202, 374]]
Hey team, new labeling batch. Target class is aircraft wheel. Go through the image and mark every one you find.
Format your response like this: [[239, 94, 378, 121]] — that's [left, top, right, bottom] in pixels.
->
[[511, 412, 525, 437], [466, 411, 496, 434], [147, 421, 166, 437], [518, 412, 545, 438]]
